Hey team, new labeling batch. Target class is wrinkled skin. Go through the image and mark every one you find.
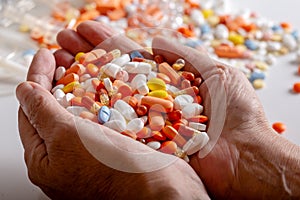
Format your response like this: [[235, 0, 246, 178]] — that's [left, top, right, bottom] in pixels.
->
[[17, 21, 300, 200]]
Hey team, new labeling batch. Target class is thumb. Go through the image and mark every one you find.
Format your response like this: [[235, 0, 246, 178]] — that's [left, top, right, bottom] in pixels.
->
[[16, 81, 72, 138]]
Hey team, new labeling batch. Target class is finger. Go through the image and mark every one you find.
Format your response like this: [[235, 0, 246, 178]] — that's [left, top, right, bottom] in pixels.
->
[[27, 48, 56, 91], [57, 29, 94, 55], [16, 81, 72, 139], [152, 36, 220, 79], [76, 20, 151, 56], [54, 49, 75, 68], [18, 107, 47, 166]]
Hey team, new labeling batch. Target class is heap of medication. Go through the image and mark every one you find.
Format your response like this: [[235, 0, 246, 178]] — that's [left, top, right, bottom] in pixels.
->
[[51, 49, 210, 161], [10, 0, 300, 90]]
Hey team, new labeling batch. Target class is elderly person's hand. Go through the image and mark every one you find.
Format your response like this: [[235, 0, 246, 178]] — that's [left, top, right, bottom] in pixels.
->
[[16, 21, 210, 199]]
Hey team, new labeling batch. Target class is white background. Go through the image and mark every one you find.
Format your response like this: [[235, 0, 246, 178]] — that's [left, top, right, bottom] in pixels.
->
[[0, 0, 300, 199]]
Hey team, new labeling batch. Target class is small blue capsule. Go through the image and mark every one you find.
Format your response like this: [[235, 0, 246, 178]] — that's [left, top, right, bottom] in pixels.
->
[[272, 25, 283, 32], [249, 71, 266, 82], [97, 106, 111, 124], [245, 39, 258, 51], [130, 51, 144, 60]]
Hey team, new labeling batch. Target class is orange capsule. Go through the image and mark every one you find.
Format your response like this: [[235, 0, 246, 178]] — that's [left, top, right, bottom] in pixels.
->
[[272, 122, 286, 134], [152, 131, 166, 141], [127, 96, 138, 109], [167, 110, 182, 122], [117, 84, 133, 98], [158, 62, 181, 86], [173, 86, 199, 96], [81, 96, 101, 114], [157, 73, 171, 84], [136, 127, 152, 139], [141, 96, 173, 113], [110, 93, 122, 107], [161, 125, 186, 147], [178, 71, 195, 81], [149, 105, 165, 131], [159, 141, 177, 154], [136, 105, 148, 116], [121, 130, 137, 140], [70, 96, 82, 106], [192, 77, 202, 87], [188, 115, 208, 123], [86, 63, 99, 77], [92, 79, 101, 90], [56, 73, 79, 85], [298, 65, 300, 75], [293, 82, 300, 93], [214, 44, 249, 59], [194, 95, 202, 104], [66, 64, 86, 76]]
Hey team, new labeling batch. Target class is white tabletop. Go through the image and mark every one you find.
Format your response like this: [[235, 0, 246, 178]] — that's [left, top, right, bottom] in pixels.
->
[[0, 0, 300, 199]]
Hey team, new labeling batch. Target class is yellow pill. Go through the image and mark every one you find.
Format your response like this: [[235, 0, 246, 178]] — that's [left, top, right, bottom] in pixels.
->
[[255, 61, 269, 71], [253, 79, 265, 89], [147, 78, 166, 91], [202, 9, 214, 19], [148, 90, 168, 98], [229, 33, 245, 45], [62, 81, 80, 93], [75, 52, 85, 62]]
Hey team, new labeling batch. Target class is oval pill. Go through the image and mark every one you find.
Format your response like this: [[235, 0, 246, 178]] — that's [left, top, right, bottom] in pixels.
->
[[147, 141, 161, 150], [97, 106, 111, 124], [182, 103, 203, 119], [148, 90, 168, 98], [147, 78, 166, 91], [183, 132, 209, 155]]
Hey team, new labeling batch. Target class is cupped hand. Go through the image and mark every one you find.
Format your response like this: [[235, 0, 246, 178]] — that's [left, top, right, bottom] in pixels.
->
[[151, 35, 276, 198], [16, 21, 210, 199]]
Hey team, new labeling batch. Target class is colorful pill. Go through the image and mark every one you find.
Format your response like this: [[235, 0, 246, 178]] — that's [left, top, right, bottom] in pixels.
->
[[293, 82, 300, 93], [148, 90, 168, 98], [66, 64, 86, 76], [141, 96, 173, 113], [149, 109, 165, 131], [162, 125, 187, 147], [62, 81, 80, 93], [147, 78, 166, 91], [97, 106, 111, 124], [56, 73, 79, 85], [158, 62, 181, 86], [82, 96, 101, 114], [159, 141, 178, 154], [272, 122, 286, 134]]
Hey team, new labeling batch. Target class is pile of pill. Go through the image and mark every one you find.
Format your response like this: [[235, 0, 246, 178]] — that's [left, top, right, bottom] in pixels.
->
[[51, 48, 209, 161], [33, 0, 300, 90]]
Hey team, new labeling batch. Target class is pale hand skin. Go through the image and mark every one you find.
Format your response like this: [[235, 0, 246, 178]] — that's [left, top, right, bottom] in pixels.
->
[[17, 20, 300, 199], [16, 24, 209, 199]]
